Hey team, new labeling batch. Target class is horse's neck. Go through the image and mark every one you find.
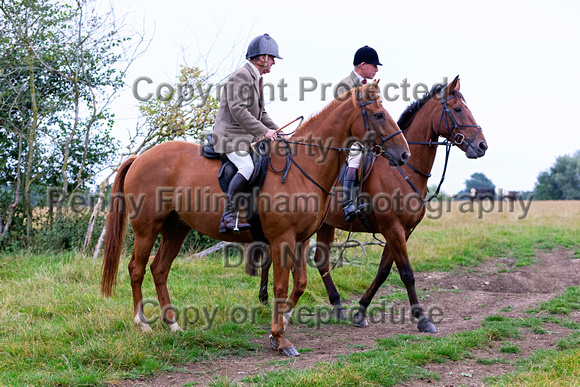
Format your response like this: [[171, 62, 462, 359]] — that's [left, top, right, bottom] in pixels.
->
[[403, 100, 441, 191], [285, 102, 351, 185]]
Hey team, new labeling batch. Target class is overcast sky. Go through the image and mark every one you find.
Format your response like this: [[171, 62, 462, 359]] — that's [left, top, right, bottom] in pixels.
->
[[110, 0, 580, 195]]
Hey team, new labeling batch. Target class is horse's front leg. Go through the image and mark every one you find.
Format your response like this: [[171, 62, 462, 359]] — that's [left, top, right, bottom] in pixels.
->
[[269, 239, 302, 357], [395, 257, 437, 333], [355, 228, 436, 333], [244, 243, 271, 305]]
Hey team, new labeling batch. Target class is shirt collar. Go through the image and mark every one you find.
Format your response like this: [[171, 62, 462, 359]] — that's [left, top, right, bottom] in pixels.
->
[[246, 60, 262, 79], [353, 70, 365, 85]]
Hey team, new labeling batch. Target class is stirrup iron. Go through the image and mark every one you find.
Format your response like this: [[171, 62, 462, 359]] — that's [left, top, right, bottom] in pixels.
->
[[234, 211, 240, 233]]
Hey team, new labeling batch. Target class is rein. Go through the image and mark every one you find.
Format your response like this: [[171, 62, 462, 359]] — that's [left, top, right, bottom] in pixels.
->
[[269, 139, 334, 196], [269, 90, 403, 195]]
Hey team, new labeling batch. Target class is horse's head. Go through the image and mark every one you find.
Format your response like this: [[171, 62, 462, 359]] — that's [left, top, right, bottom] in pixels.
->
[[436, 76, 487, 159], [350, 81, 410, 166]]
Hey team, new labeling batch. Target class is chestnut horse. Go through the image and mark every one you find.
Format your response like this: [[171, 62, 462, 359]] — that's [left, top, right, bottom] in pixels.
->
[[100, 81, 409, 357], [257, 76, 487, 332]]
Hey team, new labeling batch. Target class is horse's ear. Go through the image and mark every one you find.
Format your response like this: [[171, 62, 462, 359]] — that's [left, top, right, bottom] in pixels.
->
[[373, 79, 380, 86], [449, 75, 460, 92]]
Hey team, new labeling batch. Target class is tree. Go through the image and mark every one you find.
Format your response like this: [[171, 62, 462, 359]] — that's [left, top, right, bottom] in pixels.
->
[[0, 0, 146, 247], [137, 65, 219, 144], [534, 151, 580, 200], [454, 172, 495, 199], [88, 65, 219, 255], [464, 172, 496, 191], [0, 0, 70, 242]]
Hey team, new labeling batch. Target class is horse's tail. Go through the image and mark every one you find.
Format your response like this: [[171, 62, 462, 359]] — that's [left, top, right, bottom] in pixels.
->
[[101, 155, 137, 298]]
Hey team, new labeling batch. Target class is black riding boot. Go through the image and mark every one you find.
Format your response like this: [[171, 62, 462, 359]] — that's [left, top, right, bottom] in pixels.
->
[[342, 167, 369, 223], [219, 173, 251, 233]]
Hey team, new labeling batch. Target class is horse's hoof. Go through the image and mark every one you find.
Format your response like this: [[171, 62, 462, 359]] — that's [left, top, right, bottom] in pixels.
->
[[134, 315, 153, 332], [269, 335, 279, 350], [259, 297, 269, 306], [138, 323, 153, 332], [418, 318, 437, 333], [169, 322, 183, 332], [279, 345, 300, 357], [353, 312, 368, 328], [333, 306, 347, 320]]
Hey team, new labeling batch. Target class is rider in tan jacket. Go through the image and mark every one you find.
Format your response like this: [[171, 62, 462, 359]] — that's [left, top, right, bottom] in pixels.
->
[[212, 34, 280, 233]]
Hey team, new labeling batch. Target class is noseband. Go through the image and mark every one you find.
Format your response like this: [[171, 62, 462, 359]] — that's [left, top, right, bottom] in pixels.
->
[[438, 88, 482, 149], [359, 91, 403, 156]]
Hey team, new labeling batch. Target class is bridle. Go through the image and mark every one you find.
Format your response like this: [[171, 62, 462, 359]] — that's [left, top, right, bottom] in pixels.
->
[[358, 90, 404, 156], [398, 86, 483, 203], [438, 88, 482, 149]]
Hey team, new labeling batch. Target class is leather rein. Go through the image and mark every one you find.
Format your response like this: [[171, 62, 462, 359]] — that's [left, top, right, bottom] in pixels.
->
[[270, 90, 404, 195]]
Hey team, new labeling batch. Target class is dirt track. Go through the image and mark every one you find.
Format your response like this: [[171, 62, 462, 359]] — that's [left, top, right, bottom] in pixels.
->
[[121, 248, 580, 387]]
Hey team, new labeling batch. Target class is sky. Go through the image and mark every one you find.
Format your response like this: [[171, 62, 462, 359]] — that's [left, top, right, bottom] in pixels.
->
[[109, 0, 580, 195]]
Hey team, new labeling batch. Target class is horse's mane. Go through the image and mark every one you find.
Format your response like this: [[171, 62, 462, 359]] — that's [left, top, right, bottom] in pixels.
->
[[397, 82, 447, 131], [291, 87, 357, 137]]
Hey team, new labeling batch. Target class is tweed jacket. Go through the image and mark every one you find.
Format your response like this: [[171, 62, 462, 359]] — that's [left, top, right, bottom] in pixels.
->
[[212, 63, 278, 153], [335, 70, 363, 98]]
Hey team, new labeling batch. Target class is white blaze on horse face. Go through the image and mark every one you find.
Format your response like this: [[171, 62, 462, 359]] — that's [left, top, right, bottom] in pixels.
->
[[283, 309, 294, 330], [134, 314, 153, 332]]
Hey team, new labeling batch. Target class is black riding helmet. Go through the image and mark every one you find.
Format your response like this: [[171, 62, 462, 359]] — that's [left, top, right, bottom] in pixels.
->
[[353, 45, 382, 66]]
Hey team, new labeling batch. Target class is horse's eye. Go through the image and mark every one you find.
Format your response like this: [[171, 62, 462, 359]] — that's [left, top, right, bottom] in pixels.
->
[[453, 107, 462, 113], [374, 112, 385, 120]]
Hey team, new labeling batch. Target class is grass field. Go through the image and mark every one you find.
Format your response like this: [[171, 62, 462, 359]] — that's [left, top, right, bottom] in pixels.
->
[[0, 200, 579, 386]]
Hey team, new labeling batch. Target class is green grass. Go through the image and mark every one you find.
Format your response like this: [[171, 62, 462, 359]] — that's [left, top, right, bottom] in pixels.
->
[[526, 287, 580, 315], [1, 201, 580, 385], [249, 313, 532, 386], [499, 342, 520, 354], [477, 357, 510, 365], [406, 201, 580, 272], [250, 294, 580, 387], [0, 251, 269, 386], [485, 348, 580, 386]]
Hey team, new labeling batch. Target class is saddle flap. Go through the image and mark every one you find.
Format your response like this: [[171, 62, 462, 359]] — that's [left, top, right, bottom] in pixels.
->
[[218, 141, 269, 194], [339, 152, 376, 186], [202, 133, 222, 159]]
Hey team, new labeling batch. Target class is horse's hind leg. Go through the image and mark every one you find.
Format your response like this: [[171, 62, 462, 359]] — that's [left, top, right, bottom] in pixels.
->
[[129, 229, 160, 332], [258, 252, 271, 305], [150, 212, 191, 332], [313, 224, 346, 319]]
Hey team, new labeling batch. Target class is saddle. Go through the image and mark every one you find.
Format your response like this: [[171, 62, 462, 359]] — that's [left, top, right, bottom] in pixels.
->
[[202, 133, 268, 193], [338, 150, 376, 186], [202, 133, 269, 242]]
